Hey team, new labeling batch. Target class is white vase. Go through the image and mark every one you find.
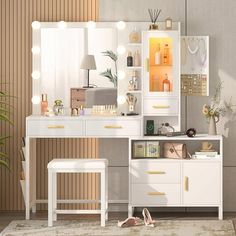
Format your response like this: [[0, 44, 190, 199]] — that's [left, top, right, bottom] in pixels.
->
[[208, 116, 217, 135]]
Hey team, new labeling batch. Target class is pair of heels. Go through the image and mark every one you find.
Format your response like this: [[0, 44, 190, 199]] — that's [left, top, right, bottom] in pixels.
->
[[118, 208, 156, 228]]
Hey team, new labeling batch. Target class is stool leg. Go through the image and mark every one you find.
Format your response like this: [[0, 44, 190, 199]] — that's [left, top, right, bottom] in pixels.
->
[[105, 167, 108, 221], [101, 170, 105, 227], [53, 173, 57, 221], [48, 170, 53, 227]]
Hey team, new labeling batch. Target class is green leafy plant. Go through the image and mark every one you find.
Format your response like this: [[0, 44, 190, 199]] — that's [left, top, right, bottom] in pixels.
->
[[100, 50, 118, 87], [0, 84, 13, 170]]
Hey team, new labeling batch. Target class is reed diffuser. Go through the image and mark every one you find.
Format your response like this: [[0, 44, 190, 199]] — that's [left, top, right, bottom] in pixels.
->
[[148, 9, 162, 30]]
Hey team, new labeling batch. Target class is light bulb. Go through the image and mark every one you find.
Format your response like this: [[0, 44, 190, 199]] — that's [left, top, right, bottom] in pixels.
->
[[87, 21, 96, 29], [117, 95, 126, 105], [31, 96, 41, 104], [58, 21, 67, 29], [31, 21, 41, 30], [116, 21, 126, 30], [118, 71, 126, 80], [117, 45, 126, 55], [31, 46, 40, 54], [31, 71, 40, 80]]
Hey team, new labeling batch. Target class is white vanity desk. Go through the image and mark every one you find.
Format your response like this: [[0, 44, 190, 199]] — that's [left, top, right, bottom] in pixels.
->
[[25, 115, 142, 219], [25, 115, 223, 220]]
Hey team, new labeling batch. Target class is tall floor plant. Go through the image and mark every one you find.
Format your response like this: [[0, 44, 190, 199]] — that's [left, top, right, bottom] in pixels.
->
[[0, 83, 13, 169]]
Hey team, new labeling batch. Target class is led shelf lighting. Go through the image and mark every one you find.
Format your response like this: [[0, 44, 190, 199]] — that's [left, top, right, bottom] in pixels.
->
[[58, 21, 67, 29], [31, 71, 40, 80], [87, 21, 96, 29], [116, 21, 126, 30], [31, 46, 40, 55], [31, 21, 41, 30], [31, 96, 41, 104]]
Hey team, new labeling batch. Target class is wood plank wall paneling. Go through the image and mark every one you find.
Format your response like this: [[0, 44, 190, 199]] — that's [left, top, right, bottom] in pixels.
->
[[0, 0, 99, 211]]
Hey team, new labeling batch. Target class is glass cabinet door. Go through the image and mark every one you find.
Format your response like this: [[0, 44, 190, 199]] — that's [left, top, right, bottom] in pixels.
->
[[142, 31, 180, 97]]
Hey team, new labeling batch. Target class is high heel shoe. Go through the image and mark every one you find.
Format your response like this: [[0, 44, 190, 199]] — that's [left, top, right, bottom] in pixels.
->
[[118, 217, 142, 228], [142, 208, 155, 227]]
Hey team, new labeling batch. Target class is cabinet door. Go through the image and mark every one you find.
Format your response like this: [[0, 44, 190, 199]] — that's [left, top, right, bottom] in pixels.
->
[[183, 162, 221, 205], [142, 31, 180, 97]]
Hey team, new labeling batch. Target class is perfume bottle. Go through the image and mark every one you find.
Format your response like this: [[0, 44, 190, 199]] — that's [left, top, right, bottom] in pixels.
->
[[129, 27, 140, 43], [163, 44, 169, 65], [41, 94, 48, 116], [133, 50, 140, 66], [132, 70, 138, 90], [53, 100, 65, 116], [163, 74, 171, 92], [154, 43, 161, 65], [127, 51, 133, 67]]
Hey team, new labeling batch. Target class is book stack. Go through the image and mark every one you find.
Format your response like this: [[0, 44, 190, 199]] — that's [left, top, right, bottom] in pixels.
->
[[192, 151, 219, 159], [133, 141, 160, 158]]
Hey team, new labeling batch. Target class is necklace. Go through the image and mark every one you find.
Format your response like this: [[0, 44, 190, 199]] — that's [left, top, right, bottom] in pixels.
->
[[198, 38, 207, 69], [187, 38, 199, 54]]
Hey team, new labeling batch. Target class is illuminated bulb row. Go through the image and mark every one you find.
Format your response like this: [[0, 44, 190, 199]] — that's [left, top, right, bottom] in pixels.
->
[[32, 20, 126, 30]]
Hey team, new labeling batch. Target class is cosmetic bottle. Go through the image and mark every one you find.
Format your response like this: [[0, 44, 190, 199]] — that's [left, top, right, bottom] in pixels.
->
[[163, 74, 171, 92], [127, 51, 133, 67], [163, 44, 169, 64], [79, 105, 85, 116], [154, 43, 161, 65], [41, 94, 48, 116], [133, 50, 141, 67], [132, 70, 139, 90]]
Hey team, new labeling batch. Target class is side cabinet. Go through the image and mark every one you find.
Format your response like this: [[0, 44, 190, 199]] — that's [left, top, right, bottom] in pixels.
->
[[183, 161, 221, 205]]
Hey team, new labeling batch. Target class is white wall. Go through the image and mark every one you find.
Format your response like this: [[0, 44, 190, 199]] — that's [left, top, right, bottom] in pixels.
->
[[100, 0, 236, 211]]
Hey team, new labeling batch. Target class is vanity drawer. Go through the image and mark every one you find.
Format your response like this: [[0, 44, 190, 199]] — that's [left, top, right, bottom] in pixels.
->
[[131, 183, 181, 205], [130, 161, 180, 184], [27, 120, 85, 137], [85, 120, 141, 137], [143, 98, 178, 115]]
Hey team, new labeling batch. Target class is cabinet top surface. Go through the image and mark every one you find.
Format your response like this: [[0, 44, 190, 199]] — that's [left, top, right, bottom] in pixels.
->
[[26, 115, 143, 121], [131, 134, 223, 140]]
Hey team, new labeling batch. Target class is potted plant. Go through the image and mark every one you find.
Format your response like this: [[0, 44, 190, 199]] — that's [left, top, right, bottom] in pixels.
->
[[0, 83, 13, 169], [202, 81, 235, 135]]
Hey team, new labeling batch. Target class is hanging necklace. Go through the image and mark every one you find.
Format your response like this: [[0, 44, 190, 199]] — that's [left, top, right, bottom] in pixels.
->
[[181, 38, 187, 66], [198, 38, 207, 70], [187, 38, 199, 54]]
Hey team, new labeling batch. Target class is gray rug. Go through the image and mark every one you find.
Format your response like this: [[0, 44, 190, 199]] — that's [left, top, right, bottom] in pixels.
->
[[0, 219, 235, 236]]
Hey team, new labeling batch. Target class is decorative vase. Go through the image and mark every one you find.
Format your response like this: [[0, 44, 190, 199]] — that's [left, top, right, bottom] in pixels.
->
[[208, 116, 218, 135]]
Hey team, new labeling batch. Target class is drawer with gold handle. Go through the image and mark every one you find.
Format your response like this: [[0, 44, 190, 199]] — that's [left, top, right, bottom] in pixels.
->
[[184, 176, 189, 191], [104, 125, 123, 129], [47, 125, 65, 129], [146, 171, 166, 175], [143, 98, 178, 115], [148, 191, 166, 196], [131, 183, 181, 205], [152, 105, 170, 109]]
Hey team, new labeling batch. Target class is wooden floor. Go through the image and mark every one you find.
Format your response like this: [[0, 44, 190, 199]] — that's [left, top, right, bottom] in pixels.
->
[[0, 211, 236, 233]]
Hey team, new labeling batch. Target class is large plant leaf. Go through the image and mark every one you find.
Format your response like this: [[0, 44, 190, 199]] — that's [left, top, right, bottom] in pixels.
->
[[0, 160, 10, 170], [0, 152, 8, 158], [0, 113, 13, 124], [101, 50, 118, 62]]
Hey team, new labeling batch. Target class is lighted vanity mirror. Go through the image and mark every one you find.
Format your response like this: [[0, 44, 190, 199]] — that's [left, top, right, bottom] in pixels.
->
[[33, 22, 118, 112]]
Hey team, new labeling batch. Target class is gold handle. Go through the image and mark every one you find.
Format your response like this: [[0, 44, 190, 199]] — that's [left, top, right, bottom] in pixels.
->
[[146, 58, 149, 72], [104, 125, 123, 129], [185, 176, 189, 191], [148, 192, 165, 196], [152, 105, 170, 109], [146, 171, 166, 175], [47, 125, 65, 129]]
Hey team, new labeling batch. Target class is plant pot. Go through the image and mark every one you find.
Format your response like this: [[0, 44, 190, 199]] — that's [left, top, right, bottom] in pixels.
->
[[208, 116, 217, 135]]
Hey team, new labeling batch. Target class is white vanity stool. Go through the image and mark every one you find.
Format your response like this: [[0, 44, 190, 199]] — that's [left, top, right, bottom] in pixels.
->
[[47, 159, 108, 227]]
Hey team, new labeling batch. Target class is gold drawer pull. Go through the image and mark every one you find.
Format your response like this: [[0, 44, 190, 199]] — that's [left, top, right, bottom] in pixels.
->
[[146, 58, 149, 72], [147, 171, 166, 175], [104, 125, 123, 129], [152, 105, 170, 109], [47, 125, 65, 129], [148, 192, 165, 196], [185, 176, 189, 192]]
